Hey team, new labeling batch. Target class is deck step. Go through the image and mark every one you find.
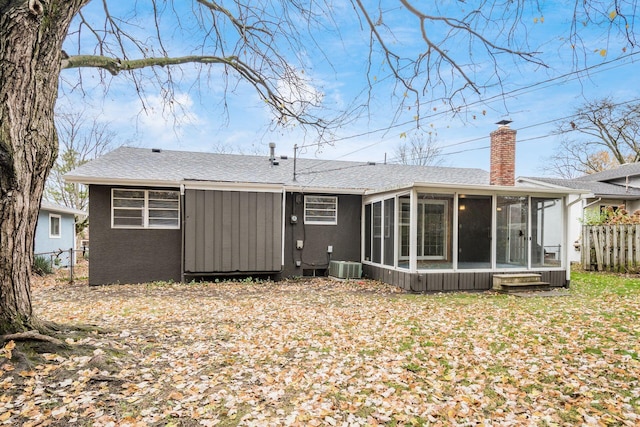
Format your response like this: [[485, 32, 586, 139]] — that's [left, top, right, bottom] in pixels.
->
[[492, 274, 550, 293], [493, 273, 542, 284]]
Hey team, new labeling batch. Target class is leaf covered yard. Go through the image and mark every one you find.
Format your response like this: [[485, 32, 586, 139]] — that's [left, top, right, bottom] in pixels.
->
[[2, 274, 640, 426]]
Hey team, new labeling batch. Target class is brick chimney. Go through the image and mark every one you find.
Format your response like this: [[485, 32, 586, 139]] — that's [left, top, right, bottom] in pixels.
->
[[490, 120, 516, 186]]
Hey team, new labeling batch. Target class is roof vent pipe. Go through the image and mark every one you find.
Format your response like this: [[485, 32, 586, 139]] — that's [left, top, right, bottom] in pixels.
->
[[269, 142, 276, 165]]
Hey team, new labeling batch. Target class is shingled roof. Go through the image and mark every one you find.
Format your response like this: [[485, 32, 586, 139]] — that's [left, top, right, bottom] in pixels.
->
[[66, 146, 494, 191], [523, 176, 640, 198], [574, 162, 640, 182], [40, 201, 87, 217]]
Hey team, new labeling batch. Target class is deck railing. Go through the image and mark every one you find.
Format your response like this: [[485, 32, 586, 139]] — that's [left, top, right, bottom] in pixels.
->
[[582, 225, 640, 272]]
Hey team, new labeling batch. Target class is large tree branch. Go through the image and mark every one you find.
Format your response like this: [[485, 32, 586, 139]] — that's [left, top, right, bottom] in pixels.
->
[[62, 53, 326, 129], [61, 54, 240, 75]]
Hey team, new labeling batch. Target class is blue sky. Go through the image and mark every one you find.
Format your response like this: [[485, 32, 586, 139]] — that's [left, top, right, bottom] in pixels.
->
[[58, 1, 640, 178]]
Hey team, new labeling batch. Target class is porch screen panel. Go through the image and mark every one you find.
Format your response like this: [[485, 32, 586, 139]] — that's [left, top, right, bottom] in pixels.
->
[[531, 197, 562, 267], [184, 189, 282, 273], [457, 195, 492, 269], [416, 193, 453, 270], [383, 198, 395, 266], [397, 196, 410, 269], [371, 202, 382, 264], [364, 204, 372, 261]]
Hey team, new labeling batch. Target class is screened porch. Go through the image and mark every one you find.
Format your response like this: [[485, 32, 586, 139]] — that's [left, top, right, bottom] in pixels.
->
[[362, 187, 565, 273]]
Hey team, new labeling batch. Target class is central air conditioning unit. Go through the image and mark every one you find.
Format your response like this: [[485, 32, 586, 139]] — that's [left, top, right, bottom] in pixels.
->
[[329, 260, 362, 279]]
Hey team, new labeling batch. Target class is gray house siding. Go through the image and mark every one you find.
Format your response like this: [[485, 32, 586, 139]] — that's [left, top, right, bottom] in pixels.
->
[[363, 264, 568, 292], [184, 189, 282, 274], [89, 185, 181, 285], [283, 192, 362, 277]]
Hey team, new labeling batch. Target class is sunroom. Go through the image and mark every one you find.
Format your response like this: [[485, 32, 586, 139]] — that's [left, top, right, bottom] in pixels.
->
[[362, 184, 574, 292]]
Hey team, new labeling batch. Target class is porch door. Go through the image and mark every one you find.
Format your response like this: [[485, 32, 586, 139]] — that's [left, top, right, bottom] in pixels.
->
[[496, 196, 528, 268]]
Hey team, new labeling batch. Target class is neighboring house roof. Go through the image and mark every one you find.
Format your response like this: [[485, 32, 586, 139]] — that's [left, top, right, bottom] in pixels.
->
[[40, 201, 87, 217], [65, 146, 580, 194], [574, 162, 640, 182], [521, 177, 640, 198]]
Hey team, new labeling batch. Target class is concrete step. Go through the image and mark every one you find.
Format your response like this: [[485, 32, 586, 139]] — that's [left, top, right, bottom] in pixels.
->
[[495, 282, 551, 293]]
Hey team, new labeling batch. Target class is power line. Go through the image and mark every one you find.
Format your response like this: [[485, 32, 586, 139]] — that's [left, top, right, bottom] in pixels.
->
[[290, 96, 640, 177], [297, 51, 639, 170], [386, 97, 640, 163]]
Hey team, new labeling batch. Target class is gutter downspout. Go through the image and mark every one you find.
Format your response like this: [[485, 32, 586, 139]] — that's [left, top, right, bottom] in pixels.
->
[[180, 184, 186, 283], [281, 188, 286, 274], [583, 197, 602, 210], [564, 193, 592, 286]]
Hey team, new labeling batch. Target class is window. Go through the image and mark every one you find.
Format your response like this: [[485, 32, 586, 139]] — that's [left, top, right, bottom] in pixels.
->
[[49, 214, 61, 238], [112, 189, 180, 229], [304, 195, 337, 225]]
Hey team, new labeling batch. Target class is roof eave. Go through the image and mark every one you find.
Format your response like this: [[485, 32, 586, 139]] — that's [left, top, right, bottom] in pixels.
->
[[589, 193, 640, 200], [366, 180, 588, 196], [64, 175, 181, 188], [40, 202, 87, 217], [284, 185, 366, 195]]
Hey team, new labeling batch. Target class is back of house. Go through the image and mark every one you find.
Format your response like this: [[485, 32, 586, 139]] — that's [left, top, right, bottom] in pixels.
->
[[65, 124, 588, 291]]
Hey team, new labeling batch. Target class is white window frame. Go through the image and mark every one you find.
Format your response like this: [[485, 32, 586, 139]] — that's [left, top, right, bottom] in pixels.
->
[[49, 213, 61, 238], [111, 188, 180, 229], [304, 195, 338, 225]]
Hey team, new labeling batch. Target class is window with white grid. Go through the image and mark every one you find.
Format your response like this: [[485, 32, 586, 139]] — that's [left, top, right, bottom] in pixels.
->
[[304, 195, 337, 225], [112, 189, 180, 229]]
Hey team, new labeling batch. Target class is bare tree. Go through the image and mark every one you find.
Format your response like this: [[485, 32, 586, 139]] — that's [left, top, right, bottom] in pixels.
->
[[0, 0, 637, 334], [44, 109, 117, 233], [546, 98, 640, 178], [394, 133, 443, 166]]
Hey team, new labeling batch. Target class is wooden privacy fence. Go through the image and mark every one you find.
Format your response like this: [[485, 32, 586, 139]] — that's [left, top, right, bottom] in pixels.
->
[[582, 225, 640, 272]]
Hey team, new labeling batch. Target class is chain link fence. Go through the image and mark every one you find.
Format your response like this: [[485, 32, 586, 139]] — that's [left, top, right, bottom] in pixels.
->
[[34, 246, 89, 284]]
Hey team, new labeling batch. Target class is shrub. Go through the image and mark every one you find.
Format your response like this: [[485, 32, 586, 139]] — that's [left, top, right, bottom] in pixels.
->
[[33, 255, 53, 276], [582, 205, 640, 226]]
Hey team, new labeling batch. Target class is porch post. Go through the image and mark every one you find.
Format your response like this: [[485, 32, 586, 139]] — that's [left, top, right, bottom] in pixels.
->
[[410, 188, 418, 272], [452, 193, 459, 270]]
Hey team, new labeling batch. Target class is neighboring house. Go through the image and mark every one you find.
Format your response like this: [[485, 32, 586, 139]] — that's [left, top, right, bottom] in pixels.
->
[[65, 123, 587, 291], [35, 201, 87, 267], [522, 163, 640, 263]]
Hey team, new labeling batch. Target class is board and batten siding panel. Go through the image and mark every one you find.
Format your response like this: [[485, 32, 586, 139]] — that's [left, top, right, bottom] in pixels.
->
[[248, 194, 258, 269], [256, 194, 267, 270], [221, 191, 233, 271], [204, 191, 215, 271], [184, 189, 282, 273], [184, 195, 197, 272]]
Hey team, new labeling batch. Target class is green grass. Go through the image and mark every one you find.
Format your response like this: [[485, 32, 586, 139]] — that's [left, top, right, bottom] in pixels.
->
[[571, 271, 640, 296]]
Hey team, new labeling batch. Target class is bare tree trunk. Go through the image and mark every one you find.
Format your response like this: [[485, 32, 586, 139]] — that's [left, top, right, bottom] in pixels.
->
[[0, 1, 83, 334]]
